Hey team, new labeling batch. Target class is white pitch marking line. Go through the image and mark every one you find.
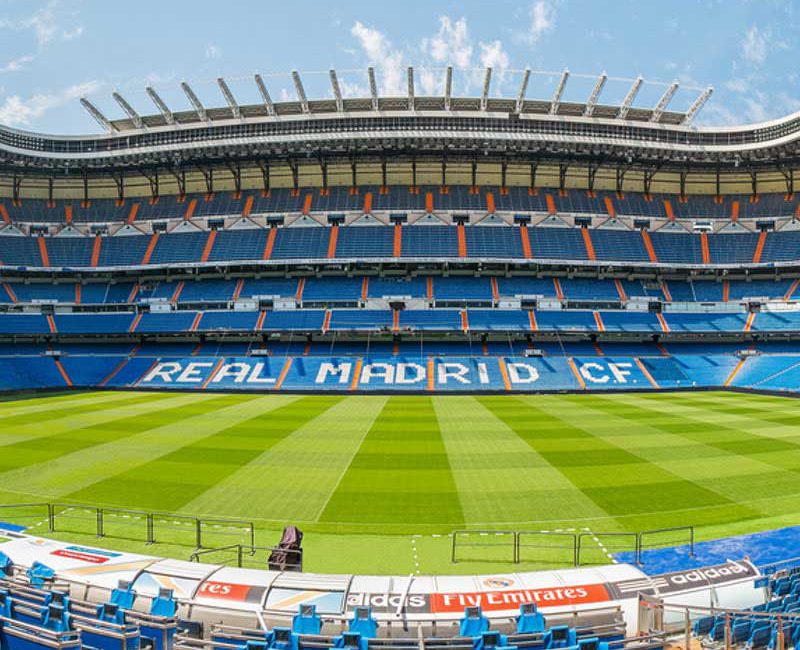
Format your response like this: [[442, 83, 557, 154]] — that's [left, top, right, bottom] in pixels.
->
[[583, 526, 616, 563]]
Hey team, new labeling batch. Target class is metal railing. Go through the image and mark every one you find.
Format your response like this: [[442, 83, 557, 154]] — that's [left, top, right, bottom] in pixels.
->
[[451, 525, 694, 566], [189, 544, 302, 571], [638, 593, 794, 650], [637, 526, 695, 565], [0, 502, 255, 550]]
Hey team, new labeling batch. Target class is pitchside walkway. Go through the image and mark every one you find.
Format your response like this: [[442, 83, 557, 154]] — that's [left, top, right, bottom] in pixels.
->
[[615, 525, 800, 575]]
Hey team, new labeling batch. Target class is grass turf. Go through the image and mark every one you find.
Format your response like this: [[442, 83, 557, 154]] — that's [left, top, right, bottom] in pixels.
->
[[0, 390, 797, 574]]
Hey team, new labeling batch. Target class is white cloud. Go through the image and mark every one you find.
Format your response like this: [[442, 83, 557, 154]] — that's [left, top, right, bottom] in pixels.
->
[[349, 15, 514, 98], [423, 16, 472, 68], [351, 21, 404, 95], [418, 68, 440, 96], [205, 44, 221, 59], [699, 86, 800, 128], [698, 103, 740, 127], [338, 76, 369, 99], [725, 78, 749, 93], [740, 90, 770, 123], [24, 1, 58, 46], [0, 80, 101, 127], [0, 0, 83, 48], [742, 26, 767, 65], [0, 1, 84, 48], [528, 0, 556, 45], [479, 40, 509, 70], [62, 26, 83, 40], [0, 55, 34, 73]]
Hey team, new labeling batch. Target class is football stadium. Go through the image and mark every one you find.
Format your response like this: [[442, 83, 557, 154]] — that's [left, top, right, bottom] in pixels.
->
[[2, 10, 800, 650]]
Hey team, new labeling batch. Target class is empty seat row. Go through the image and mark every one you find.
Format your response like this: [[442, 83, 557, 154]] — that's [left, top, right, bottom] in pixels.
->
[[3, 227, 800, 267], [2, 309, 796, 335], [4, 187, 800, 224], [1, 277, 795, 305]]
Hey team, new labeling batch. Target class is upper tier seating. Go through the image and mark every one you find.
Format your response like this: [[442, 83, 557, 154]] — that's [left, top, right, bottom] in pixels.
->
[[1, 224, 800, 268], [207, 229, 269, 262], [5, 187, 800, 225], [336, 226, 394, 257], [648, 232, 704, 265], [591, 229, 650, 262]]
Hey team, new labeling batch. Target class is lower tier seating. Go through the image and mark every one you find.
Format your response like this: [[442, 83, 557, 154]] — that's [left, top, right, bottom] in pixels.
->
[[0, 348, 799, 394], [0, 308, 795, 336], [0, 276, 796, 306]]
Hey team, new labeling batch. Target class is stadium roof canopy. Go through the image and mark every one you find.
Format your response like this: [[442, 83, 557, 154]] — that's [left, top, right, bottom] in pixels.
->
[[1, 67, 799, 195]]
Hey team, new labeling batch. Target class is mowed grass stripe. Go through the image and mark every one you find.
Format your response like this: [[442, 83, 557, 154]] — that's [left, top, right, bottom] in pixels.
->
[[585, 395, 800, 520], [609, 392, 800, 454], [434, 396, 611, 526], [0, 392, 210, 473], [486, 395, 742, 530], [2, 389, 800, 561], [547, 394, 770, 523], [182, 396, 385, 523], [318, 397, 464, 528], [67, 394, 304, 511], [525, 394, 757, 529], [598, 392, 800, 502], [0, 393, 251, 499], [0, 392, 177, 442], [634, 391, 800, 424], [0, 391, 133, 419]]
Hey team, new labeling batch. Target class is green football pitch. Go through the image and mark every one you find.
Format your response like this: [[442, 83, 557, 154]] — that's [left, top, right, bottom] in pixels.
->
[[0, 389, 797, 575]]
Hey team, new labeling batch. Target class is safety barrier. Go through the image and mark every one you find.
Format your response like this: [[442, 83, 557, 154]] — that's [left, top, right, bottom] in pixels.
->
[[637, 593, 793, 650], [450, 530, 516, 564], [189, 543, 303, 571], [451, 525, 694, 566], [0, 502, 255, 550], [637, 526, 695, 565]]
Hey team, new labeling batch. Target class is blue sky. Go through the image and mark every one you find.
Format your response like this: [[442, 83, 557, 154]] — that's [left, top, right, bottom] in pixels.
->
[[0, 0, 796, 134]]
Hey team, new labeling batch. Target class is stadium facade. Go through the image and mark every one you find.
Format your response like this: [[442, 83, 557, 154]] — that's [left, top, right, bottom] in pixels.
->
[[0, 66, 798, 650], [0, 70, 799, 393]]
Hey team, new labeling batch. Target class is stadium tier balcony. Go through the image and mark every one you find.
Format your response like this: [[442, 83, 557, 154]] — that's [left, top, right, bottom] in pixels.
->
[[3, 188, 800, 229], [2, 221, 800, 268]]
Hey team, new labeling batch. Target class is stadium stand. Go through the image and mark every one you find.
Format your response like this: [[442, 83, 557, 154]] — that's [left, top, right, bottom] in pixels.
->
[[8, 222, 800, 269], [8, 189, 800, 226], [1, 69, 800, 401], [3, 75, 800, 650]]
